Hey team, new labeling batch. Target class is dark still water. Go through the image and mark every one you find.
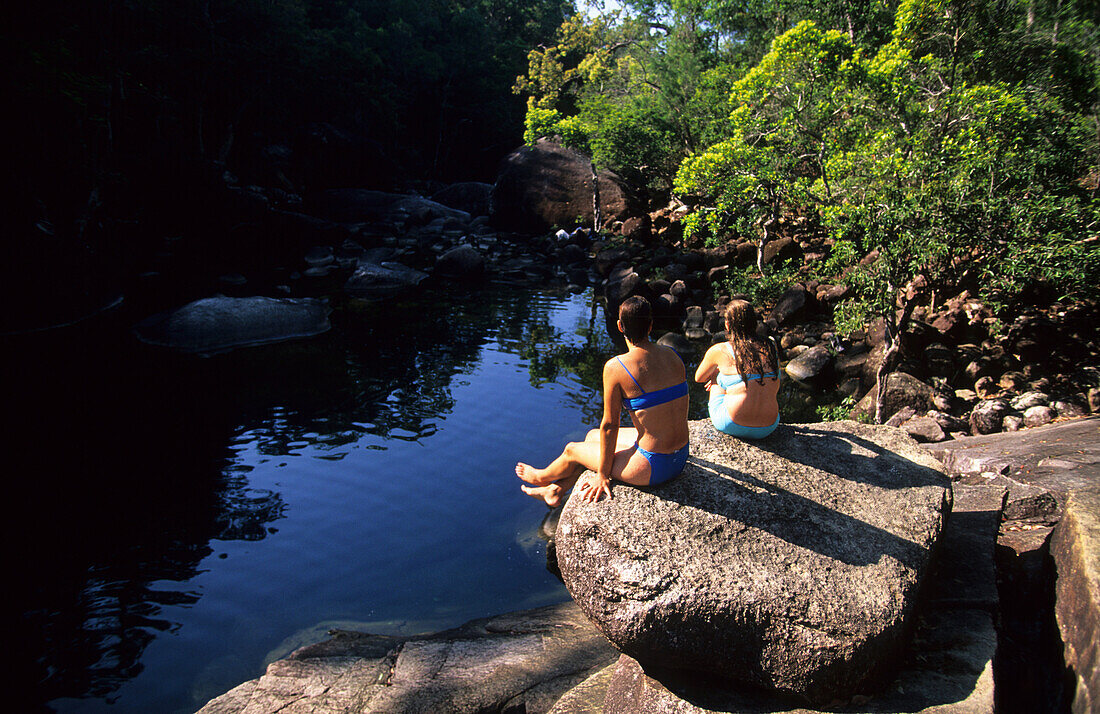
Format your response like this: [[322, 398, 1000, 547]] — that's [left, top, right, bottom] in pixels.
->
[[9, 285, 660, 714]]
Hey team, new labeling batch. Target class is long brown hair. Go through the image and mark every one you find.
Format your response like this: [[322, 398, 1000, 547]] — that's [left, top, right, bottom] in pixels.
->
[[725, 299, 777, 383]]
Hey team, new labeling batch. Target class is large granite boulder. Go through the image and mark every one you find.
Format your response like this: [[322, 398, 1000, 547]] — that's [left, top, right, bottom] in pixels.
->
[[431, 181, 493, 217], [491, 139, 638, 234], [134, 296, 330, 354], [555, 420, 952, 705]]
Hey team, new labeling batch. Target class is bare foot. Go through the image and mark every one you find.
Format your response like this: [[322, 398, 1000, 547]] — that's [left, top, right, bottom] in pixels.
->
[[521, 483, 565, 508], [515, 462, 549, 485]]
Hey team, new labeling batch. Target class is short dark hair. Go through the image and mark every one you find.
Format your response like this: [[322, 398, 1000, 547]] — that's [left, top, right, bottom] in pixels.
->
[[619, 296, 652, 343]]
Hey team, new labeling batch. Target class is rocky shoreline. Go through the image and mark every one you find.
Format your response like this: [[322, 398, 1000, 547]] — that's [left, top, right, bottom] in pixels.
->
[[197, 417, 1099, 713]]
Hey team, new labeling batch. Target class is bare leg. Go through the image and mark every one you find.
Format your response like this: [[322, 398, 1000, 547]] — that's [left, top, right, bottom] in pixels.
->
[[521, 473, 581, 507], [516, 429, 639, 486]]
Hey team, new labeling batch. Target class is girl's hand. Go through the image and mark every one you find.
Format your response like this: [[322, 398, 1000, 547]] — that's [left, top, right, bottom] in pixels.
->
[[578, 473, 612, 503]]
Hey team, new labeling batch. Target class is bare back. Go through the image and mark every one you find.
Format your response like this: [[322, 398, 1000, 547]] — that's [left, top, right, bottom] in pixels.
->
[[695, 341, 780, 427], [610, 344, 690, 453]]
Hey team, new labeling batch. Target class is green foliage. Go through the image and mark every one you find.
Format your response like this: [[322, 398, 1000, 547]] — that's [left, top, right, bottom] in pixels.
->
[[815, 394, 859, 422], [722, 263, 801, 305], [681, 0, 1098, 333]]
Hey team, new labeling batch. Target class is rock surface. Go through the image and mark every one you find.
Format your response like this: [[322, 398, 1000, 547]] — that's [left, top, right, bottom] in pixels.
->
[[1050, 484, 1100, 714], [133, 296, 331, 354], [197, 602, 617, 714], [555, 420, 952, 705]]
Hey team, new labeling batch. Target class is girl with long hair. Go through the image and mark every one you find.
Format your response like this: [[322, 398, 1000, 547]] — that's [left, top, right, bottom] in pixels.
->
[[694, 299, 781, 438]]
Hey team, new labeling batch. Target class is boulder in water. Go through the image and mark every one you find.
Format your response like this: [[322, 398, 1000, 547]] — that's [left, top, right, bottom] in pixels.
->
[[134, 296, 331, 354], [344, 261, 428, 299]]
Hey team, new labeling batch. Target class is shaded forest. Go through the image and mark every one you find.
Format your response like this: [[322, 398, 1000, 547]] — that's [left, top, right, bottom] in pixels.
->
[[4, 0, 569, 314]]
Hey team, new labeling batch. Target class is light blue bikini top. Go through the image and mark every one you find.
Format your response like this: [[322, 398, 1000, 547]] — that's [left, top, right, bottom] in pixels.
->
[[716, 370, 779, 389], [616, 357, 688, 412], [716, 342, 779, 388]]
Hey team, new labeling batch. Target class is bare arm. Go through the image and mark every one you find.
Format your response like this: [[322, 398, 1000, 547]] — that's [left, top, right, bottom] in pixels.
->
[[695, 346, 719, 385], [581, 360, 621, 502]]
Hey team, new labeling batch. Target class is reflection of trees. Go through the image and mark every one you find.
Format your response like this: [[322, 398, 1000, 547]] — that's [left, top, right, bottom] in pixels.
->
[[12, 285, 628, 710]]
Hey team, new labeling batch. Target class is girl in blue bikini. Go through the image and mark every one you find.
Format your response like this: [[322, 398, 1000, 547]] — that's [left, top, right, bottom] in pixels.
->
[[516, 296, 691, 506], [695, 299, 781, 439]]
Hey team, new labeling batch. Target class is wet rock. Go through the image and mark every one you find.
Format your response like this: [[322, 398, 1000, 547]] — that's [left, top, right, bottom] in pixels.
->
[[969, 398, 1011, 435], [606, 268, 646, 305], [310, 189, 470, 226], [1024, 405, 1056, 428], [703, 311, 724, 334], [134, 296, 331, 355], [344, 261, 429, 298], [304, 246, 335, 267], [656, 332, 695, 362], [682, 306, 703, 330], [595, 248, 631, 276], [555, 420, 951, 705], [430, 181, 492, 217]]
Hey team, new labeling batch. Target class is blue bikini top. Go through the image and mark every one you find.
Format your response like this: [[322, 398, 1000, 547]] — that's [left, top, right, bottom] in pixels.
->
[[616, 357, 688, 412]]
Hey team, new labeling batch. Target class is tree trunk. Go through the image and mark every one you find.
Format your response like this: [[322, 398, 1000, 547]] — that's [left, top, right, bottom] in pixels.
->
[[591, 162, 601, 232], [874, 296, 917, 424]]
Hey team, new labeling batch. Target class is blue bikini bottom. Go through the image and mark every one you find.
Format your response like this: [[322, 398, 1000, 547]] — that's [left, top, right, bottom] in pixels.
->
[[636, 442, 689, 486], [709, 395, 780, 439]]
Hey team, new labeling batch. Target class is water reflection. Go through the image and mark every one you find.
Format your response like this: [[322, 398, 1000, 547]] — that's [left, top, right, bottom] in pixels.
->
[[13, 284, 624, 712]]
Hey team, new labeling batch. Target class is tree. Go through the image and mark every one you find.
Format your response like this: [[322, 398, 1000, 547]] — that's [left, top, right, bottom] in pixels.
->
[[676, 0, 1099, 422]]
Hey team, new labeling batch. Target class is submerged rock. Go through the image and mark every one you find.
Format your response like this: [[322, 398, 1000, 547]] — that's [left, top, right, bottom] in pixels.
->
[[554, 419, 951, 705], [134, 296, 330, 354]]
